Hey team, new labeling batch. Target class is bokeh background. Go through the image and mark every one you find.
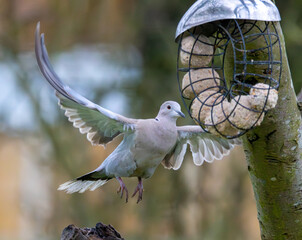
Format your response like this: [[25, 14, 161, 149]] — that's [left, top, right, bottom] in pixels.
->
[[0, 0, 301, 239]]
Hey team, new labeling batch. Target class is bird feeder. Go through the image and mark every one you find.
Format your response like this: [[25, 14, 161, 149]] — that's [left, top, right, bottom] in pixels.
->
[[176, 0, 282, 139]]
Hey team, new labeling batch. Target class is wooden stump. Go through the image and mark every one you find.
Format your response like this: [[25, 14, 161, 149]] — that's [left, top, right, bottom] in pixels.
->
[[61, 222, 124, 240]]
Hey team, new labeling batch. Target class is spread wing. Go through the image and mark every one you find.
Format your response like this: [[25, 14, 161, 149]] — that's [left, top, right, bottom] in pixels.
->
[[35, 23, 137, 146], [162, 126, 241, 170]]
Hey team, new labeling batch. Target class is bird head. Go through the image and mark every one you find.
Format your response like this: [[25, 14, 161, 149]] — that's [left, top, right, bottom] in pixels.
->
[[157, 101, 185, 120]]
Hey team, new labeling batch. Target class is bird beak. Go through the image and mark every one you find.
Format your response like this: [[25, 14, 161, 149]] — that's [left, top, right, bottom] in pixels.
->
[[176, 110, 185, 118]]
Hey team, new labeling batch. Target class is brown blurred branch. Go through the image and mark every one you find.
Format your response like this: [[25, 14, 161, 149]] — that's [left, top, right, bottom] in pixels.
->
[[61, 222, 124, 240]]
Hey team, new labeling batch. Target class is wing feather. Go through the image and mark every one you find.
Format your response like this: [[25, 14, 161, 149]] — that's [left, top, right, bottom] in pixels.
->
[[171, 142, 188, 170], [35, 23, 137, 146], [162, 125, 241, 170]]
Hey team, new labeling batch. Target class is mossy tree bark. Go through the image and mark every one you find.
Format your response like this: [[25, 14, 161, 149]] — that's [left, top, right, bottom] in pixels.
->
[[234, 22, 302, 239]]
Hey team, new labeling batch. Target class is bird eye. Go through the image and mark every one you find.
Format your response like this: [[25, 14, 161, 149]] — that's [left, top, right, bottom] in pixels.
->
[[167, 105, 171, 110]]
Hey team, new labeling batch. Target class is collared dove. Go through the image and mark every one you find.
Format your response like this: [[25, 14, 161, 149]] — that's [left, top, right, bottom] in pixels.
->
[[35, 23, 240, 203]]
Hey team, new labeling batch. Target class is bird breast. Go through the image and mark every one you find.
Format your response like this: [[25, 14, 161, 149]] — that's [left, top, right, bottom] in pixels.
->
[[134, 119, 178, 157]]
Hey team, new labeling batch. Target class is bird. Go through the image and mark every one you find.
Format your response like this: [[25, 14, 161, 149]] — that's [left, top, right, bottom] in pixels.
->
[[35, 23, 240, 203]]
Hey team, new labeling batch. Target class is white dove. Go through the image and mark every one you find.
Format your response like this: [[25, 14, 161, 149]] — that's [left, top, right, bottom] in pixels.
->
[[35, 23, 240, 203]]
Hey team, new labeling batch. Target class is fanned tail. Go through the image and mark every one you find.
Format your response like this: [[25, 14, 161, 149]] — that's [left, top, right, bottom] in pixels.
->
[[58, 169, 111, 194]]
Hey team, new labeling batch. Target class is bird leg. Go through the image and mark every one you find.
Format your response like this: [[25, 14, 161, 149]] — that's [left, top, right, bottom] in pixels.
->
[[116, 177, 128, 203], [132, 177, 144, 203]]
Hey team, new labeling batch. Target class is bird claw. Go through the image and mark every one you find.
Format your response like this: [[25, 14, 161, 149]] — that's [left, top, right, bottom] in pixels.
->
[[132, 177, 143, 204], [132, 187, 143, 204], [120, 186, 129, 203], [116, 177, 128, 203]]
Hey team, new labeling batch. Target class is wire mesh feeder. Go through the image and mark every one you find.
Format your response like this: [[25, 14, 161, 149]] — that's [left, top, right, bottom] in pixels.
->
[[176, 18, 282, 139]]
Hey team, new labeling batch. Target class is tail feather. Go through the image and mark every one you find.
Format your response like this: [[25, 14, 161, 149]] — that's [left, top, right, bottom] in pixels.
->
[[58, 179, 108, 193], [58, 169, 110, 194]]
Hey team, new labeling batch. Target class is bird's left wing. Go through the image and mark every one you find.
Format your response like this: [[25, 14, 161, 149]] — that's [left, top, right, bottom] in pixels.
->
[[162, 125, 241, 170], [35, 23, 137, 146]]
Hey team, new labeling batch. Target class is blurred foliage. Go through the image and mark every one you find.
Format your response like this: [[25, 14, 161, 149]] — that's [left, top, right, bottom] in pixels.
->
[[0, 0, 301, 239]]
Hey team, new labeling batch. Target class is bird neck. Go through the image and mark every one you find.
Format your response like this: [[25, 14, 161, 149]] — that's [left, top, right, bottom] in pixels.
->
[[155, 114, 178, 125]]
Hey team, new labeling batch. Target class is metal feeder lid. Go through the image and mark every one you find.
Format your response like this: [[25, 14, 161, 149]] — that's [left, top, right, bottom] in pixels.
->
[[175, 0, 281, 40]]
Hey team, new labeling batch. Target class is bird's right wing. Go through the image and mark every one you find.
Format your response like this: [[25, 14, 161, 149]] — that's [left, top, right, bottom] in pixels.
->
[[162, 125, 241, 170], [35, 23, 137, 146]]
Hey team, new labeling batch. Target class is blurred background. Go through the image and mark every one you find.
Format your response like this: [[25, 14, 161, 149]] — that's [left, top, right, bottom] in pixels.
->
[[0, 0, 301, 239]]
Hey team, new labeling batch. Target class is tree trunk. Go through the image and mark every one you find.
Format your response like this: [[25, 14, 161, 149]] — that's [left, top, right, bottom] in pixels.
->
[[241, 22, 302, 239]]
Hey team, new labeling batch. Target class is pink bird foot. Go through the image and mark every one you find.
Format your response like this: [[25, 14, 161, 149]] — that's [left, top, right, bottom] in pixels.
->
[[132, 177, 144, 203], [116, 177, 128, 203]]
